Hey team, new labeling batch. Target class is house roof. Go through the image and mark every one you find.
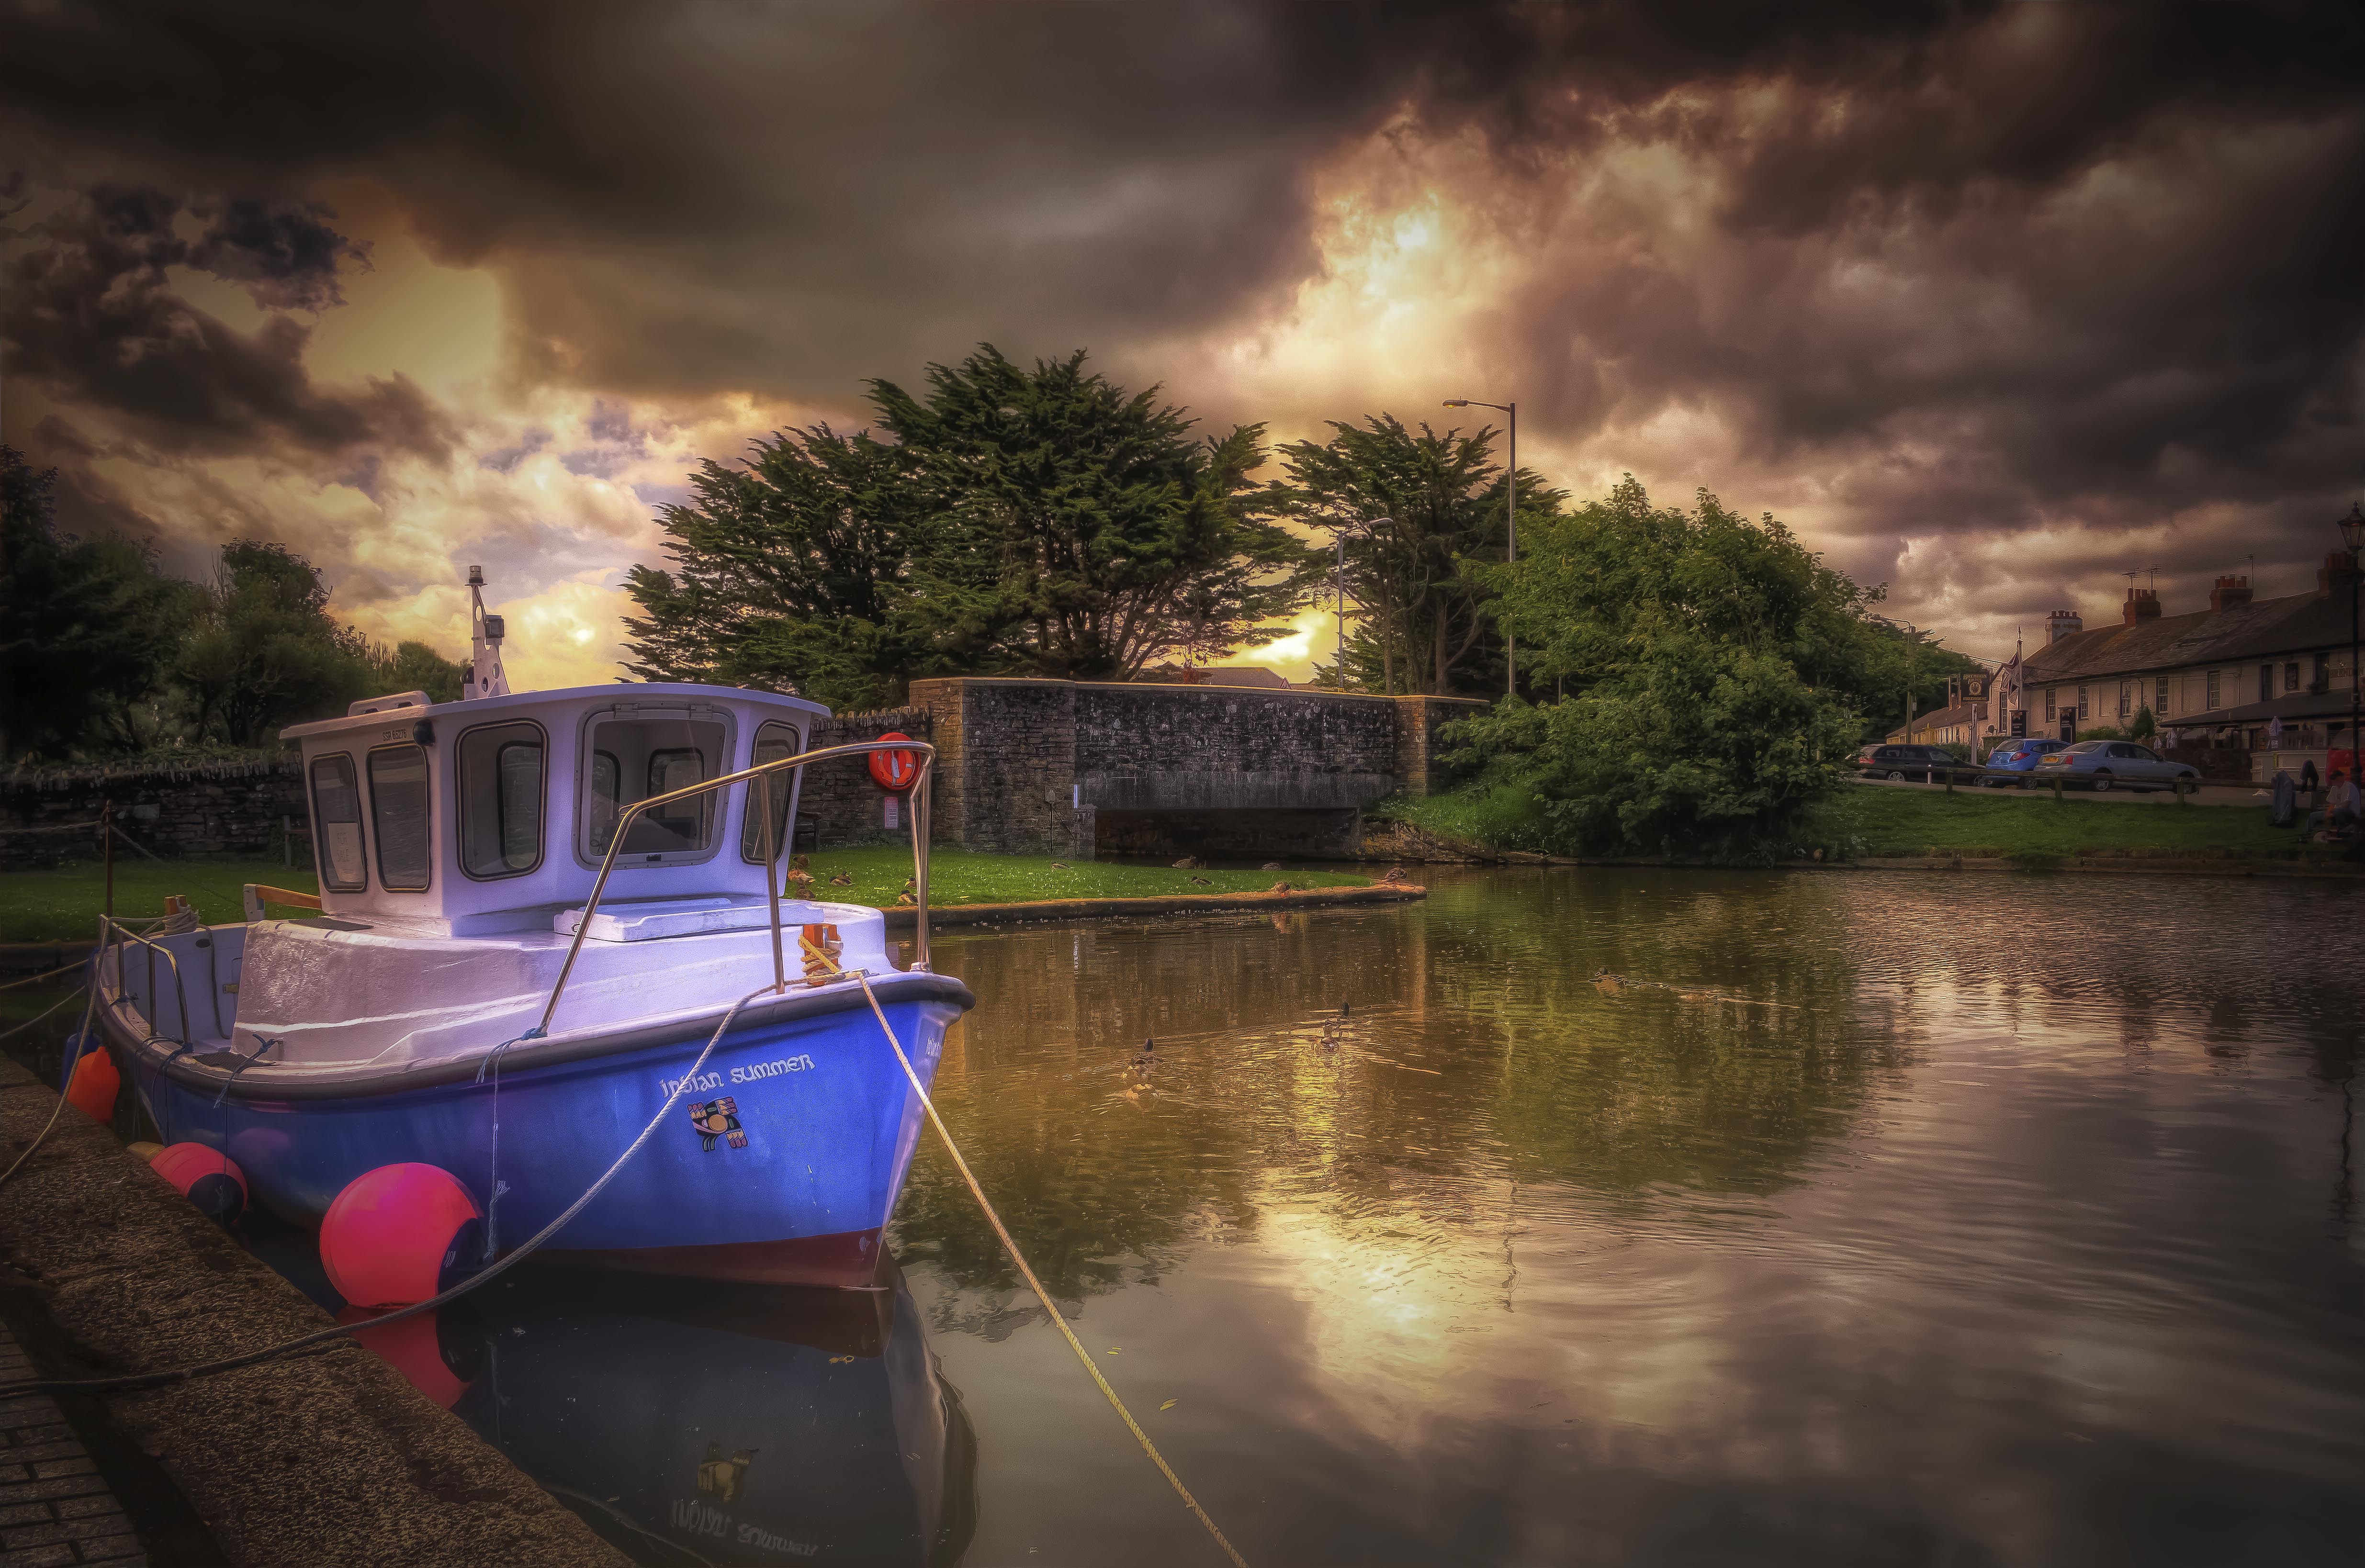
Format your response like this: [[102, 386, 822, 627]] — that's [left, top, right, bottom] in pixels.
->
[[1912, 702, 1984, 728], [2024, 589, 2353, 684], [2186, 690, 2361, 727]]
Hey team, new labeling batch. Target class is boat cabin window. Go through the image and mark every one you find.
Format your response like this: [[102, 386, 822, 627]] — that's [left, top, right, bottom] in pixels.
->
[[367, 745, 433, 891], [582, 713, 728, 863], [457, 721, 545, 879], [740, 720, 804, 864], [309, 753, 368, 892]]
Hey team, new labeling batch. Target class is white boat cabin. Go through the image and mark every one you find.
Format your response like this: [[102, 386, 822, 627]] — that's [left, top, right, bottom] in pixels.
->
[[281, 682, 830, 937], [102, 575, 909, 1078]]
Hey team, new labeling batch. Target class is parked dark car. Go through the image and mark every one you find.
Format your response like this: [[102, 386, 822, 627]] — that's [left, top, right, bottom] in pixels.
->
[[1856, 744, 1964, 781], [1980, 737, 2069, 785]]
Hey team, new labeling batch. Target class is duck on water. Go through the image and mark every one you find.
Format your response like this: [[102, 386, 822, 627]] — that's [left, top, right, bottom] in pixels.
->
[[82, 570, 973, 1289]]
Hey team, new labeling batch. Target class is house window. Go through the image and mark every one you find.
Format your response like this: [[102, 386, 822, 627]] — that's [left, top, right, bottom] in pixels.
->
[[2259, 664, 2273, 704], [367, 745, 432, 891], [2076, 684, 2089, 720], [308, 753, 367, 892], [2118, 682, 2132, 718], [2314, 653, 2330, 689], [2156, 675, 2170, 715], [2286, 662, 2300, 693], [2206, 670, 2220, 710], [2044, 688, 2057, 721], [581, 711, 729, 863], [457, 721, 545, 879]]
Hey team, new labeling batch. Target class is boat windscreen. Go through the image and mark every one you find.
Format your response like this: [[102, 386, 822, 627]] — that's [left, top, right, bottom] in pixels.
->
[[740, 720, 802, 864], [459, 720, 545, 878], [584, 716, 728, 862], [309, 753, 367, 891], [368, 744, 433, 890]]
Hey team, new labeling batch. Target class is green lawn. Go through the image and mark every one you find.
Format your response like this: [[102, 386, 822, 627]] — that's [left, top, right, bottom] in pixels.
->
[[799, 844, 1368, 908], [0, 857, 314, 943], [1380, 780, 2323, 862], [0, 849, 1363, 944], [1807, 784, 2303, 859]]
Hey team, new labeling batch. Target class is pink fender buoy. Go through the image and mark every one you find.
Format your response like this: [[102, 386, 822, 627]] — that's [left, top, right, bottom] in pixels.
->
[[64, 1046, 119, 1122], [339, 1307, 472, 1409], [149, 1142, 248, 1224], [320, 1165, 484, 1309]]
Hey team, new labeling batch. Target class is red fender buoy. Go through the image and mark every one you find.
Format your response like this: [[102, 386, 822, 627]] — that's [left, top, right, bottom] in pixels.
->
[[320, 1165, 484, 1309], [64, 1046, 120, 1122], [867, 731, 920, 793], [339, 1307, 472, 1409], [149, 1142, 248, 1224]]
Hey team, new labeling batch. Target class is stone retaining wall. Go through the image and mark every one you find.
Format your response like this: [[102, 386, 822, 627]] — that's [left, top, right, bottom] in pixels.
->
[[0, 760, 307, 873], [909, 678, 1486, 858]]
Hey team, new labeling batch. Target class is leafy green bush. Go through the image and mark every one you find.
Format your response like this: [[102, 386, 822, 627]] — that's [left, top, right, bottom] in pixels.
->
[[1445, 479, 1895, 857]]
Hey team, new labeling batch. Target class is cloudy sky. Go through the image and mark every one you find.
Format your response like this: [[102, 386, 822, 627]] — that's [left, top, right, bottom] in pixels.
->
[[5, 1, 2362, 687]]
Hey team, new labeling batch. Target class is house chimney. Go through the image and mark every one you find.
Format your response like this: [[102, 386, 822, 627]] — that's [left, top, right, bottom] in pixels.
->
[[2046, 609, 2083, 643], [2319, 550, 2361, 597], [2208, 575, 2252, 613], [2122, 587, 2162, 626]]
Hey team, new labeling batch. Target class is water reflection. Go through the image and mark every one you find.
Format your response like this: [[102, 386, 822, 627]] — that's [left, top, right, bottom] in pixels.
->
[[444, 1269, 975, 1566], [901, 869, 2365, 1565], [264, 1230, 978, 1567], [257, 868, 2363, 1564]]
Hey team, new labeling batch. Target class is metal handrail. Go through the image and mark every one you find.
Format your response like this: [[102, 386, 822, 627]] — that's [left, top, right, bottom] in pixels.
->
[[536, 737, 936, 1039], [97, 914, 194, 1048]]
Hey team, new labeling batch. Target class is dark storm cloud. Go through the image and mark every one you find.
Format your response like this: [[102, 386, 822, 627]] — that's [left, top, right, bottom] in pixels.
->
[[4, 0, 2364, 622], [2, 184, 454, 460]]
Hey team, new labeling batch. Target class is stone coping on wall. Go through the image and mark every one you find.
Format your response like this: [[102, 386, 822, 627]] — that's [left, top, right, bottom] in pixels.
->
[[915, 674, 1489, 706], [0, 1057, 631, 1568]]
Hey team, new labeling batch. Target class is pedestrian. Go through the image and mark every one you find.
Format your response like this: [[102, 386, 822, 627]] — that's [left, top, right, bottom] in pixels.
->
[[2331, 770, 2362, 834], [2300, 756, 2320, 800], [2302, 769, 2360, 839]]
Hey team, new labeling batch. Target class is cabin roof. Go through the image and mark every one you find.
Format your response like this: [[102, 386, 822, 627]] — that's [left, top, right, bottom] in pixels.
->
[[279, 681, 830, 741]]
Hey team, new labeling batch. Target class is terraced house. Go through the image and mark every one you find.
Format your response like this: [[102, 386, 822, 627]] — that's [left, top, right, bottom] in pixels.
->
[[2022, 552, 2361, 779]]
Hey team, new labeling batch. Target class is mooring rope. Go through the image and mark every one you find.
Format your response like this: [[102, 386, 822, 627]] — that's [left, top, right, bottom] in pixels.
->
[[0, 974, 99, 1190], [0, 966, 79, 994], [0, 987, 769, 1396], [0, 983, 86, 1041], [806, 937, 1250, 1568]]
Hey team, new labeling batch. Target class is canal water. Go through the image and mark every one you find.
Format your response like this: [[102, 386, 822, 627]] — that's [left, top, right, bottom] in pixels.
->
[[355, 868, 2362, 1565]]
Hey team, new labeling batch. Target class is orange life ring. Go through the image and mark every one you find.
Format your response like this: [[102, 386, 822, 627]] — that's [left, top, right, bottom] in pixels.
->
[[867, 732, 920, 793]]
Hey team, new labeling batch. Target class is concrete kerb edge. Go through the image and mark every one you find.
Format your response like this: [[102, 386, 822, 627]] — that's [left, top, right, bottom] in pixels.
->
[[879, 883, 1426, 929], [0, 1056, 631, 1568]]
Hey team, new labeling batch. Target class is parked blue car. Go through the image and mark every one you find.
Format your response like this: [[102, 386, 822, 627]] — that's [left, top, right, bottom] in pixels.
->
[[2032, 739, 2203, 793], [1980, 737, 2068, 785]]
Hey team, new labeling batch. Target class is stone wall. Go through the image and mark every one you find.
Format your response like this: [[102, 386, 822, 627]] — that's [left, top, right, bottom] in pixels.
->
[[797, 707, 934, 847], [0, 758, 309, 872], [907, 677, 1485, 859]]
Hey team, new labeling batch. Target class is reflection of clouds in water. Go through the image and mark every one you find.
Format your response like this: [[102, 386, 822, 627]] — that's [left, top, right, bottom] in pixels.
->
[[907, 869, 2364, 1565]]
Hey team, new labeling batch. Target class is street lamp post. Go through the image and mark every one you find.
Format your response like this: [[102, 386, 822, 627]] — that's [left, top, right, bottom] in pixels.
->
[[1445, 397, 1516, 698], [2341, 503, 2364, 784]]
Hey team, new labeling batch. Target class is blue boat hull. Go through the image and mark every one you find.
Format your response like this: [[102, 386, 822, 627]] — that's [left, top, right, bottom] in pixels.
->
[[112, 983, 967, 1288]]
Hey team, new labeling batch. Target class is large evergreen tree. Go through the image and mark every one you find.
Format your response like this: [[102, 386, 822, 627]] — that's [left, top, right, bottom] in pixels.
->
[[624, 346, 1313, 704], [1275, 415, 1555, 696]]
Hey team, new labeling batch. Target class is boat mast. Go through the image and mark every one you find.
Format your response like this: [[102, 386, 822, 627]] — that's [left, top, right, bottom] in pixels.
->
[[462, 565, 511, 701]]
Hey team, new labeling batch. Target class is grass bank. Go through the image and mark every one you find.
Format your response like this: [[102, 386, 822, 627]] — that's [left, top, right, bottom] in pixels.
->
[[1378, 780, 2333, 863], [0, 849, 1365, 944]]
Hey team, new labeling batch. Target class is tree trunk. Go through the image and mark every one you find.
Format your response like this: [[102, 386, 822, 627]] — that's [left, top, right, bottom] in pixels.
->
[[1434, 601, 1450, 695]]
